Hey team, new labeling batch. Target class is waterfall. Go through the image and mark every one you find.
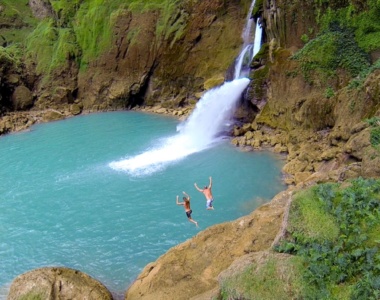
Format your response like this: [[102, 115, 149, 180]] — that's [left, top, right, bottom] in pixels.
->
[[242, 0, 256, 46], [234, 19, 263, 79], [109, 78, 250, 176], [234, 0, 263, 79], [253, 20, 263, 57], [109, 0, 261, 176]]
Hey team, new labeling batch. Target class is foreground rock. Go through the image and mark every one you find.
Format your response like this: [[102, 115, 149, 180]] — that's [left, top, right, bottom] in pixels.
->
[[7, 267, 113, 300], [125, 190, 292, 300]]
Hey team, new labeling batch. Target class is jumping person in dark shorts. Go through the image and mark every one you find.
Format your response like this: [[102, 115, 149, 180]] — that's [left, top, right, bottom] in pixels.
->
[[176, 191, 198, 227]]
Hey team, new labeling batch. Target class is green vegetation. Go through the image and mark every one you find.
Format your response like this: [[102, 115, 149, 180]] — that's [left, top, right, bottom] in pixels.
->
[[220, 179, 380, 299], [25, 20, 80, 75], [252, 0, 263, 18], [251, 64, 269, 99], [292, 1, 380, 85], [292, 25, 370, 83], [0, 0, 188, 74], [366, 117, 380, 149], [276, 178, 380, 299], [248, 43, 270, 99], [348, 58, 380, 89], [324, 86, 335, 98], [286, 188, 340, 243], [72, 1, 124, 67], [301, 34, 309, 44], [0, 45, 22, 71], [0, 0, 38, 45], [22, 0, 185, 72], [19, 292, 43, 300], [220, 255, 305, 300], [50, 0, 82, 27], [318, 0, 380, 53], [0, 45, 23, 111]]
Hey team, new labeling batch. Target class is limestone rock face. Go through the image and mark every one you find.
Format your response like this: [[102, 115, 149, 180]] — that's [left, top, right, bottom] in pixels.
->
[[7, 267, 113, 300], [77, 0, 249, 110]]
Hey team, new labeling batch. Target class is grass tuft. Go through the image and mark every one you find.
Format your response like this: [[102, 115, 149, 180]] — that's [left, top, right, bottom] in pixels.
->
[[220, 255, 305, 300]]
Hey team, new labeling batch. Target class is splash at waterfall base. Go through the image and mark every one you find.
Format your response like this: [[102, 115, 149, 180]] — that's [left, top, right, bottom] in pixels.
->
[[109, 78, 250, 175]]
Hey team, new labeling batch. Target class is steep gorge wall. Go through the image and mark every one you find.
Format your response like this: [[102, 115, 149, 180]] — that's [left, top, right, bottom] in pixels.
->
[[0, 0, 250, 132], [75, 0, 251, 111]]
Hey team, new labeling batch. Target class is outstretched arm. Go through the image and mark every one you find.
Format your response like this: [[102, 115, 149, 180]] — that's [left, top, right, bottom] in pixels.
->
[[183, 191, 190, 200], [176, 195, 183, 205], [194, 183, 202, 192], [208, 176, 212, 189]]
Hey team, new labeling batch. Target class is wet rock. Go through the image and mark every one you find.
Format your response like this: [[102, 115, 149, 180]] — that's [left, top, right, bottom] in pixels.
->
[[70, 103, 82, 115]]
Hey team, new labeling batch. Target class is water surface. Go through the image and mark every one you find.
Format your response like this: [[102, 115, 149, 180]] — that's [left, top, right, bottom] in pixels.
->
[[0, 111, 285, 297]]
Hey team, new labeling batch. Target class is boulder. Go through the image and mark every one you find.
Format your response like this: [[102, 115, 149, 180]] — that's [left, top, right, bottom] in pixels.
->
[[344, 129, 372, 160], [11, 86, 33, 111], [29, 0, 54, 19], [7, 267, 113, 300], [70, 103, 82, 115]]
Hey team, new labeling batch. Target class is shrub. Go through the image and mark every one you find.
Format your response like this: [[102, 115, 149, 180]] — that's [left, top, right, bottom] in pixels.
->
[[324, 86, 334, 98], [348, 58, 380, 89], [318, 1, 380, 53], [25, 20, 80, 75], [276, 178, 380, 299], [301, 34, 309, 44], [366, 116, 380, 149], [220, 255, 305, 300], [292, 26, 370, 82], [0, 45, 22, 71]]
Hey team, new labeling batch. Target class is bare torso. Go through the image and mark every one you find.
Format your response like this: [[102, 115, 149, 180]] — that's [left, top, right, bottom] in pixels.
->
[[203, 188, 213, 200], [184, 201, 191, 211]]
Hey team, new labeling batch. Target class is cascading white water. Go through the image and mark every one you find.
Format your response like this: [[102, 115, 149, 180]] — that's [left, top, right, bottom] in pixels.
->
[[234, 19, 263, 79], [234, 20, 262, 79], [109, 0, 261, 175], [253, 19, 263, 57], [242, 0, 256, 46], [109, 78, 250, 175], [234, 0, 263, 79]]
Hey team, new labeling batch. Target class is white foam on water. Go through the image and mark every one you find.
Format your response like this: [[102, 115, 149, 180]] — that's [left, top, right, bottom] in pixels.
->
[[109, 78, 250, 176]]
